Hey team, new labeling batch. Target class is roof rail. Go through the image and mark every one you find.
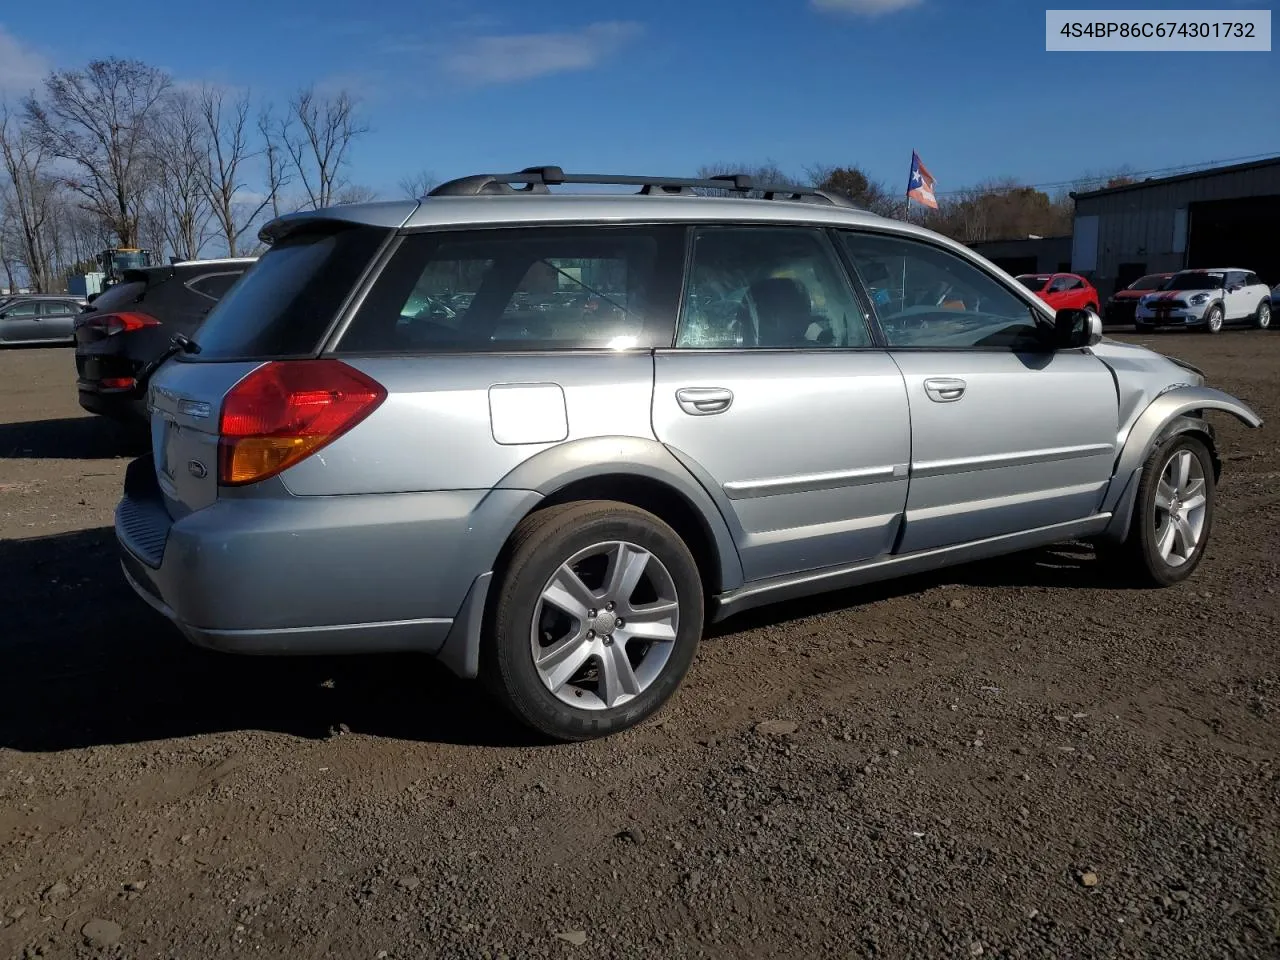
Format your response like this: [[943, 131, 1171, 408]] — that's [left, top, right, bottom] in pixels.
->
[[427, 166, 860, 208]]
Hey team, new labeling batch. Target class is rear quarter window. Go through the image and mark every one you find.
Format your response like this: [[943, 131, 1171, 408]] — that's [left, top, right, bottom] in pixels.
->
[[335, 225, 685, 353], [186, 272, 244, 301], [188, 225, 390, 360]]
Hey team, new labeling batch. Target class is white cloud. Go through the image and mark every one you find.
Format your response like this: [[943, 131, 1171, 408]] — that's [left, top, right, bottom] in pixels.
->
[[443, 21, 643, 85], [811, 0, 923, 16], [0, 26, 49, 96]]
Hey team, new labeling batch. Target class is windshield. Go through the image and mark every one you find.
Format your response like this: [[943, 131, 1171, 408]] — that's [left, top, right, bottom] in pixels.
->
[[1017, 276, 1050, 291], [1128, 274, 1170, 291], [1166, 272, 1223, 291], [189, 224, 389, 360]]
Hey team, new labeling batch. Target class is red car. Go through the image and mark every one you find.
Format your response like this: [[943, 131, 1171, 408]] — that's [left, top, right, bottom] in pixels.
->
[[1103, 272, 1174, 327], [1015, 272, 1100, 313]]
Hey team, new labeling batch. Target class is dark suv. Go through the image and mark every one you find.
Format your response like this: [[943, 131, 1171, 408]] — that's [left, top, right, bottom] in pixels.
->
[[75, 258, 254, 422]]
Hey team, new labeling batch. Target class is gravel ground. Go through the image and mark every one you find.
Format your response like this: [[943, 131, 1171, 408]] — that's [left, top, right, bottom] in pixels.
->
[[0, 334, 1276, 960]]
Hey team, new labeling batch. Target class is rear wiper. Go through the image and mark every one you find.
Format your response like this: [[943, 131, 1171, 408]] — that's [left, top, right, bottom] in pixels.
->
[[171, 332, 202, 355], [132, 334, 202, 396]]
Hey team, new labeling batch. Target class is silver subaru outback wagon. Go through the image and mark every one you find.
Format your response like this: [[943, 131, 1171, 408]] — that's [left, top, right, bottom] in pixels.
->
[[116, 167, 1262, 741]]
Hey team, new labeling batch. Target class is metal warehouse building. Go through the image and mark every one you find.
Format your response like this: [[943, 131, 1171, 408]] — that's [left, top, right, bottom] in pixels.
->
[[1071, 155, 1280, 299]]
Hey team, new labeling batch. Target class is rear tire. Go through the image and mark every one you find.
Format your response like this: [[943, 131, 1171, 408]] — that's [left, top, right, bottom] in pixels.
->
[[1102, 435, 1215, 587], [481, 500, 703, 741], [1254, 301, 1271, 330]]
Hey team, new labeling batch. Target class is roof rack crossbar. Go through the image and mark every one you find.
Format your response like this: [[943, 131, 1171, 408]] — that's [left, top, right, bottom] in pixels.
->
[[427, 167, 860, 207]]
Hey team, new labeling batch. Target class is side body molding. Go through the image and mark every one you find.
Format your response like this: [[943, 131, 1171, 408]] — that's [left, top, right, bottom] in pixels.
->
[[1100, 385, 1262, 541]]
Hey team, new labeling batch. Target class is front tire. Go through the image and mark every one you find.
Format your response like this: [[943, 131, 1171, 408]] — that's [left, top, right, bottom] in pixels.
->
[[1254, 301, 1271, 330], [481, 501, 704, 741], [1106, 435, 1216, 587], [1204, 305, 1224, 333]]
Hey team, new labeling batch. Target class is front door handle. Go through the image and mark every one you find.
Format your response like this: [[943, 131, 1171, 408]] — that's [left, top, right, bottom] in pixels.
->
[[923, 377, 966, 403], [676, 387, 734, 416]]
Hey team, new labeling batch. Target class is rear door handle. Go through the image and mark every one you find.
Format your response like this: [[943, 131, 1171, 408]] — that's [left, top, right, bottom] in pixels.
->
[[923, 377, 966, 403], [676, 387, 734, 416]]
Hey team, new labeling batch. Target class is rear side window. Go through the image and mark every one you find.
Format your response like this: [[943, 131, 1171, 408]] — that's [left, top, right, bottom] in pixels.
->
[[187, 272, 243, 301], [190, 225, 389, 360], [337, 225, 684, 353], [678, 226, 872, 348]]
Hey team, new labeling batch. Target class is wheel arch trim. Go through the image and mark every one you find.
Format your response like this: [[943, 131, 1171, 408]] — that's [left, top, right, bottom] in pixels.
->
[[1100, 386, 1261, 538], [493, 436, 745, 592]]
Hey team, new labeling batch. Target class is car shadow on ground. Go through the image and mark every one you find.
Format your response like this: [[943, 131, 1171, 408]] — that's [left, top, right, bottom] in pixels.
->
[[0, 415, 147, 459], [0, 529, 1128, 753], [0, 526, 538, 753], [708, 541, 1136, 638]]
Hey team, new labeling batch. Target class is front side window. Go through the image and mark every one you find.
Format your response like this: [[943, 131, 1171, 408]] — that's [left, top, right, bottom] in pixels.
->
[[338, 225, 682, 352], [840, 231, 1047, 349], [677, 226, 871, 348], [2, 301, 40, 318]]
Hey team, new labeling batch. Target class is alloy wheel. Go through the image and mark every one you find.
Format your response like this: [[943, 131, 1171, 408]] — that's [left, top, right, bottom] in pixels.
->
[[1153, 449, 1208, 567], [530, 541, 680, 710]]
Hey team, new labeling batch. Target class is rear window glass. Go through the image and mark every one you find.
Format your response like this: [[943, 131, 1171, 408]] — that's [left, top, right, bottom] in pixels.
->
[[188, 224, 389, 360], [88, 281, 146, 311], [336, 225, 684, 353]]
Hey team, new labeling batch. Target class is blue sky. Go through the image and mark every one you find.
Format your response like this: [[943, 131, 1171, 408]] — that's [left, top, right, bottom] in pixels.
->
[[2, 0, 1277, 199]]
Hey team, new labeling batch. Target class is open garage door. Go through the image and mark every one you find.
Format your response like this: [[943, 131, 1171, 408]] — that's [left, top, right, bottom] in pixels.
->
[[1188, 195, 1280, 286]]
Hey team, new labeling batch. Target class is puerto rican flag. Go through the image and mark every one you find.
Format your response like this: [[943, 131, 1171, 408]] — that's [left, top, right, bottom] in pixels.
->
[[906, 151, 938, 209]]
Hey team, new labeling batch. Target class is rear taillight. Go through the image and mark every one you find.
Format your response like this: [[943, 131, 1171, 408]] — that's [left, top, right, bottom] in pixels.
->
[[218, 359, 386, 486], [85, 311, 160, 336]]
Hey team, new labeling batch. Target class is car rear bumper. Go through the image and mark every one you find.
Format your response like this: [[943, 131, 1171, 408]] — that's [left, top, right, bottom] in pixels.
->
[[115, 456, 539, 658], [77, 382, 147, 420]]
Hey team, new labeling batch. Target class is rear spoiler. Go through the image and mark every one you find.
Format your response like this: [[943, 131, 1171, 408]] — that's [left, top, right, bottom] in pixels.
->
[[258, 200, 421, 245]]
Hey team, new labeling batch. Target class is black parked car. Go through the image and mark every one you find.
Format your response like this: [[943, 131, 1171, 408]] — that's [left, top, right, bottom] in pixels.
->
[[75, 258, 255, 422], [0, 294, 88, 346]]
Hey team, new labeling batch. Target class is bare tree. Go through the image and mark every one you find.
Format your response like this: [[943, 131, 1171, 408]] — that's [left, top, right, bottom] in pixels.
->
[[24, 58, 171, 247], [198, 86, 271, 257], [0, 102, 59, 291], [146, 90, 213, 261], [255, 105, 290, 222], [695, 162, 795, 198], [398, 168, 438, 199], [334, 184, 379, 205], [280, 87, 368, 210], [0, 191, 20, 293]]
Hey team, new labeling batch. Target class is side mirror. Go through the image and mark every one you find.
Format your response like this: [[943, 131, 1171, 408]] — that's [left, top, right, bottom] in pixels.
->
[[1054, 307, 1103, 348]]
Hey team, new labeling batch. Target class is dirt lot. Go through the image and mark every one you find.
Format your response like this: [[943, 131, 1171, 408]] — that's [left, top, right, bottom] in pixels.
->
[[0, 335, 1276, 960]]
